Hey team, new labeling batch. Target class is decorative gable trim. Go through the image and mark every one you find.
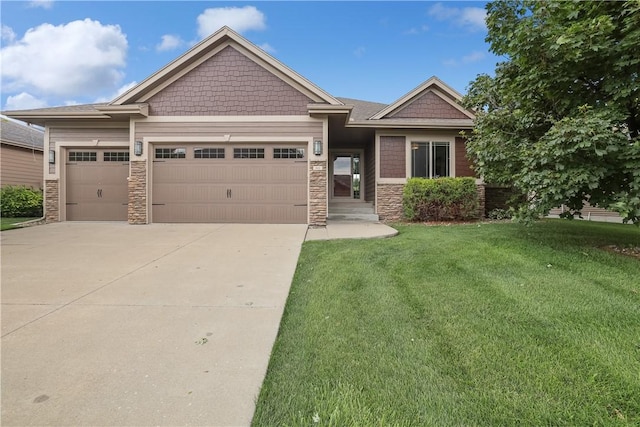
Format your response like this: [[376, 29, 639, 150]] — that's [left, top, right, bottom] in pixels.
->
[[112, 26, 342, 106], [369, 76, 474, 120]]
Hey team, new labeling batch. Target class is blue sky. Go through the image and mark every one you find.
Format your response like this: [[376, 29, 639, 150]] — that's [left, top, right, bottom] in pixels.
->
[[1, 1, 500, 111]]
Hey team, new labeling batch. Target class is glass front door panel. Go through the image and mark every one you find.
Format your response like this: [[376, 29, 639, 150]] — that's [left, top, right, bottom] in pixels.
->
[[333, 155, 352, 197]]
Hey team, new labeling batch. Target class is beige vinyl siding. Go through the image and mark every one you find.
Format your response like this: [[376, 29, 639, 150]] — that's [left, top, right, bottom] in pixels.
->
[[49, 123, 129, 143], [0, 144, 44, 188], [549, 203, 621, 219], [135, 121, 322, 140]]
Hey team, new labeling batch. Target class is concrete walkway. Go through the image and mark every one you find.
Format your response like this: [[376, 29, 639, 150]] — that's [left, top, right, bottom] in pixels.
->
[[1, 223, 307, 427], [305, 220, 398, 241]]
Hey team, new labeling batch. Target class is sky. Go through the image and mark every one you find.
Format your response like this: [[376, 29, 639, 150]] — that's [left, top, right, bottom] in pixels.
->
[[0, 0, 501, 112]]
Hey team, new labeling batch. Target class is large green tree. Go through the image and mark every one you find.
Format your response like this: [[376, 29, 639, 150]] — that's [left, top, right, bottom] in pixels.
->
[[463, 0, 640, 224]]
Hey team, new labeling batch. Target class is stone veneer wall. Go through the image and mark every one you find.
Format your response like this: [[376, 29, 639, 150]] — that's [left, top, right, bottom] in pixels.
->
[[377, 183, 405, 221], [44, 179, 59, 222], [309, 160, 327, 226], [128, 161, 147, 224]]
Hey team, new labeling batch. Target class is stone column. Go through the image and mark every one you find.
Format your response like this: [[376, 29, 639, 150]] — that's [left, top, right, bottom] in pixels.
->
[[128, 161, 147, 224], [309, 160, 327, 226], [44, 179, 60, 222]]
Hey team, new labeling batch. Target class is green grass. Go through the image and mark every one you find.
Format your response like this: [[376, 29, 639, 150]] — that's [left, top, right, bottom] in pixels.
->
[[0, 217, 38, 231], [253, 220, 640, 426]]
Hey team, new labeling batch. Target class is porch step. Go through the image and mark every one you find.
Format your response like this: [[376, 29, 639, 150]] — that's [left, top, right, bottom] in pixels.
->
[[328, 201, 378, 221], [327, 213, 380, 222]]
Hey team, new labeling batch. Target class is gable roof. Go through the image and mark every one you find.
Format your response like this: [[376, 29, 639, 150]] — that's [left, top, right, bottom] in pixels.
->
[[369, 76, 474, 120], [0, 118, 44, 150], [113, 26, 341, 106]]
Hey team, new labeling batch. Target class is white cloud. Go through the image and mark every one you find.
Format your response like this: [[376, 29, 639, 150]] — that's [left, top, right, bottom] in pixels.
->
[[5, 92, 48, 110], [404, 25, 429, 35], [197, 6, 266, 39], [28, 0, 54, 9], [354, 46, 366, 58], [258, 42, 276, 54], [462, 51, 485, 63], [1, 19, 128, 98], [443, 50, 486, 67], [428, 3, 486, 31], [94, 81, 138, 103], [156, 34, 184, 52], [1, 25, 16, 43]]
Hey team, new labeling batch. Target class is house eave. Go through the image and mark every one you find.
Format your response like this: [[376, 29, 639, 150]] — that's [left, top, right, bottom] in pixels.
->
[[308, 104, 352, 115], [2, 112, 110, 127], [95, 104, 149, 118], [346, 120, 474, 130]]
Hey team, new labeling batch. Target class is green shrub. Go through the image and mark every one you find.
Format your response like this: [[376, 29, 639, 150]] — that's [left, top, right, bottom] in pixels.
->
[[403, 177, 479, 222], [487, 208, 513, 220], [0, 186, 43, 218]]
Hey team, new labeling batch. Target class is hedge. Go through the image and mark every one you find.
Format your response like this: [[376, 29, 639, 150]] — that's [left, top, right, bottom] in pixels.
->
[[403, 177, 479, 222], [0, 186, 44, 218]]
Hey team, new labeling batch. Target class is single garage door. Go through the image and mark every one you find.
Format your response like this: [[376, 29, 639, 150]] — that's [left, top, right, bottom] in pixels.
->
[[152, 145, 307, 223], [66, 149, 129, 221]]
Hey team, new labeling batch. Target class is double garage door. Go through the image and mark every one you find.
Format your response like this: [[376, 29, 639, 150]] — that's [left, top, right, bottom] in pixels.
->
[[152, 144, 308, 224]]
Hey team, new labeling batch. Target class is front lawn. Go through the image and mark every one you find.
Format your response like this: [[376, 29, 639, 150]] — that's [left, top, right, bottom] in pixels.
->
[[0, 217, 39, 231], [253, 220, 640, 426]]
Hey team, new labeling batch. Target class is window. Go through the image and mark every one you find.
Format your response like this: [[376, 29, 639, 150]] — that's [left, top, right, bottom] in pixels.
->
[[155, 148, 186, 159], [104, 152, 130, 162], [274, 148, 305, 159], [411, 142, 450, 178], [233, 148, 265, 159], [194, 148, 225, 159], [69, 152, 96, 162]]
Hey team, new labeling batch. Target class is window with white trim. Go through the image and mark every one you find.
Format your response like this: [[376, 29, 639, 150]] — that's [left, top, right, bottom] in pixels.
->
[[194, 148, 225, 159], [233, 148, 264, 159], [155, 148, 186, 159], [104, 152, 130, 162], [411, 142, 450, 178], [273, 148, 305, 159], [69, 152, 97, 162]]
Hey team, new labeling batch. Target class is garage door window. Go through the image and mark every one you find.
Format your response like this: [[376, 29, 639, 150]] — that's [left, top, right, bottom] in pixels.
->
[[69, 152, 97, 162], [233, 148, 264, 159], [156, 148, 186, 159], [274, 148, 305, 159], [104, 152, 130, 162], [194, 148, 225, 159]]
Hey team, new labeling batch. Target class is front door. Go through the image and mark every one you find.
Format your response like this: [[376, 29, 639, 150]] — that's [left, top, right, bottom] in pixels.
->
[[332, 153, 361, 199]]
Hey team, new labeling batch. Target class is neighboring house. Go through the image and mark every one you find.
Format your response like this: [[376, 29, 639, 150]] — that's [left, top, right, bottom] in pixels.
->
[[0, 118, 44, 189], [3, 26, 477, 225]]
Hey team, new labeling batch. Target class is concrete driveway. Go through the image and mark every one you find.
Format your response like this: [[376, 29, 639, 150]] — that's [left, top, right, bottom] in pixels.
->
[[1, 222, 307, 426]]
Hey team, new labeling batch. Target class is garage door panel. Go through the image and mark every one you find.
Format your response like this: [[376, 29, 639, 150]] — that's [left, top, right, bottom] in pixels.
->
[[67, 201, 128, 221], [153, 204, 232, 223], [153, 183, 228, 202], [66, 150, 129, 221], [152, 145, 308, 223]]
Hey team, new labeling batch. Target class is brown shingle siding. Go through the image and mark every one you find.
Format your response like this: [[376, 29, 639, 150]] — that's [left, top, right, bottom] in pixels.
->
[[390, 91, 469, 120], [148, 46, 313, 116], [379, 136, 406, 178]]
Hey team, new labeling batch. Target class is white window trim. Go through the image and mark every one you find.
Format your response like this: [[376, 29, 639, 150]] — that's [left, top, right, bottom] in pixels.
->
[[406, 136, 456, 179]]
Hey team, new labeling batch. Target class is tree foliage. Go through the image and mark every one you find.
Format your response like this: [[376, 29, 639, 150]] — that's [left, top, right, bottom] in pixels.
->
[[463, 0, 640, 224]]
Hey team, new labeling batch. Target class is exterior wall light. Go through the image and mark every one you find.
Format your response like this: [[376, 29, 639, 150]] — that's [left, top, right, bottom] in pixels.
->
[[134, 140, 143, 156], [313, 140, 323, 156], [48, 149, 55, 164]]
